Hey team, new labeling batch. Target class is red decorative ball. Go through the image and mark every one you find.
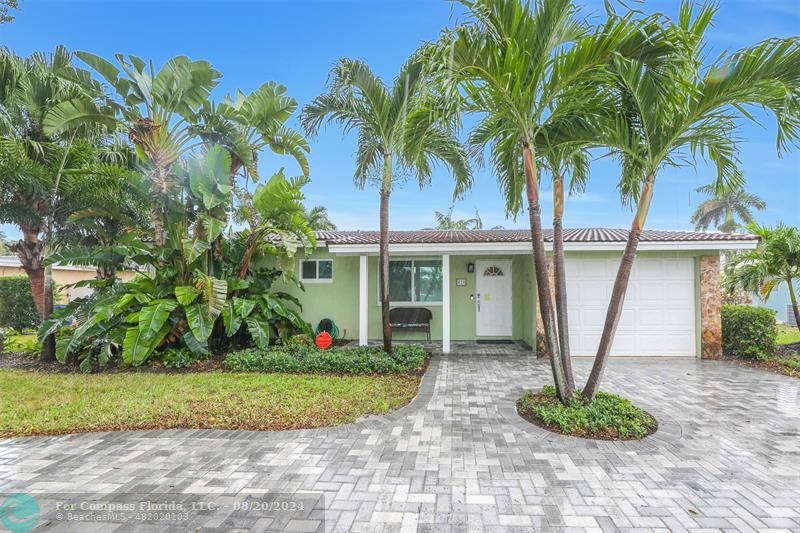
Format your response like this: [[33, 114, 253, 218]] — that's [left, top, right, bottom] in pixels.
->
[[315, 331, 332, 350]]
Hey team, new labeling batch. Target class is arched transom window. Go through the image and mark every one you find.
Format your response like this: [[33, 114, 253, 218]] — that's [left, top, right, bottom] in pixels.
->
[[483, 266, 504, 277]]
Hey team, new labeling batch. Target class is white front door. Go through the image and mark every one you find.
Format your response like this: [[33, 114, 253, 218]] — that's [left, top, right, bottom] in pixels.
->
[[475, 259, 513, 337]]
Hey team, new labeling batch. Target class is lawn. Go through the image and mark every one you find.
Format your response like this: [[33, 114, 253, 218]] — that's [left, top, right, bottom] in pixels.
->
[[0, 370, 421, 437], [777, 323, 800, 345]]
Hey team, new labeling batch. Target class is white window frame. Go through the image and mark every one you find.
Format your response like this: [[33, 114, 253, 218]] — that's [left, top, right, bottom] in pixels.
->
[[377, 257, 443, 306], [299, 258, 334, 284]]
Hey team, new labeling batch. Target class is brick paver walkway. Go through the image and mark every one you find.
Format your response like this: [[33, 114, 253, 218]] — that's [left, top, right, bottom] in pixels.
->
[[1, 355, 799, 532]]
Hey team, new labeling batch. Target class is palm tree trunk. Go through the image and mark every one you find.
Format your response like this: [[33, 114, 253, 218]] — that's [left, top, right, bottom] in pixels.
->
[[524, 145, 569, 402], [552, 175, 575, 392], [151, 165, 168, 247], [583, 172, 656, 400], [41, 264, 56, 362], [380, 154, 393, 356], [786, 277, 800, 333], [13, 227, 55, 362]]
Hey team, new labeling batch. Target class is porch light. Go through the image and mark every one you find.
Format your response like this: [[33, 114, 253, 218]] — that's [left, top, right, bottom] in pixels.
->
[[467, 262, 474, 273]]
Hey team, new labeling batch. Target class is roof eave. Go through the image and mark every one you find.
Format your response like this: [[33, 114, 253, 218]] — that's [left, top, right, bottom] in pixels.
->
[[326, 239, 760, 255]]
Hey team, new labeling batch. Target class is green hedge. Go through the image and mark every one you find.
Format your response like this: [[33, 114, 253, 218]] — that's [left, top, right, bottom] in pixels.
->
[[225, 345, 427, 374], [721, 305, 777, 360], [0, 276, 39, 330]]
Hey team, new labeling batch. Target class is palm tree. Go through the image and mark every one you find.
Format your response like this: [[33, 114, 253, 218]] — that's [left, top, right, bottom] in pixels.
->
[[691, 184, 766, 233], [306, 206, 337, 231], [433, 0, 672, 401], [0, 46, 110, 361], [582, 2, 800, 399], [725, 224, 800, 332], [537, 143, 589, 368], [45, 52, 221, 247], [188, 82, 310, 276], [427, 205, 483, 230], [301, 56, 471, 354]]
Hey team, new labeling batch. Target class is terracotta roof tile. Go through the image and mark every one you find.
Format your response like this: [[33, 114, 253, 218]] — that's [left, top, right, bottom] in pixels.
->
[[314, 228, 757, 245]]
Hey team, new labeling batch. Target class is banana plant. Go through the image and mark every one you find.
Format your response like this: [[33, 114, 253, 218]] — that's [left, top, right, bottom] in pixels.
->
[[41, 145, 312, 368]]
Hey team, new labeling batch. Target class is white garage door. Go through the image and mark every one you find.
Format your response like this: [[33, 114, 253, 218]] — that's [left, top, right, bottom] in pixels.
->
[[565, 256, 696, 357]]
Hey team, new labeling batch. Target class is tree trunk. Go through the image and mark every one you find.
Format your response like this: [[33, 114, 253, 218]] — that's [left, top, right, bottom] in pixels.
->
[[552, 175, 575, 392], [524, 145, 570, 402], [787, 277, 800, 333], [151, 165, 168, 247], [379, 186, 393, 355], [12, 227, 55, 362], [41, 264, 56, 362], [583, 172, 656, 400], [25, 262, 46, 318]]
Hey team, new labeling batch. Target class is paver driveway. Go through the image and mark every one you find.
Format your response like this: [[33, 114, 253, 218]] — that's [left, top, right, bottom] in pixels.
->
[[1, 355, 799, 532]]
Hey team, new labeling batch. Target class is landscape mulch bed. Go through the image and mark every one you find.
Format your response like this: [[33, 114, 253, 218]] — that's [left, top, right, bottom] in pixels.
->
[[723, 346, 800, 379], [0, 349, 431, 377], [516, 394, 658, 441]]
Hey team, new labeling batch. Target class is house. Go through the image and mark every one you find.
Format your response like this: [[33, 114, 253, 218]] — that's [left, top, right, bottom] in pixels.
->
[[279, 228, 758, 358], [0, 256, 135, 302]]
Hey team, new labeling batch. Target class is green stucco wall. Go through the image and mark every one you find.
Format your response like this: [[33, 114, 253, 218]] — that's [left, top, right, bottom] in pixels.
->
[[275, 247, 713, 351], [274, 249, 538, 343]]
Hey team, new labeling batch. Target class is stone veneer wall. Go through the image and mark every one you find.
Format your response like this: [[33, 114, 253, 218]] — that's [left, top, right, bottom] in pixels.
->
[[700, 254, 723, 359]]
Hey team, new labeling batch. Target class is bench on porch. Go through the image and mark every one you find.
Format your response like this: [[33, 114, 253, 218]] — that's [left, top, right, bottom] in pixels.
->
[[390, 307, 433, 342]]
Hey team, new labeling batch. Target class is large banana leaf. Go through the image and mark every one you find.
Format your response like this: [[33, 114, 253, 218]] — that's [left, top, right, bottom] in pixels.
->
[[122, 322, 171, 365], [185, 303, 215, 342], [182, 238, 211, 264], [174, 285, 200, 305], [232, 297, 256, 319], [221, 301, 243, 337], [138, 299, 178, 335], [246, 317, 270, 349]]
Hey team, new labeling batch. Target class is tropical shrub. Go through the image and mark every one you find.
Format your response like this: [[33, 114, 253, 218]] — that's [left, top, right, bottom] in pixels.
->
[[517, 386, 657, 440], [40, 146, 314, 368], [225, 345, 427, 375], [160, 347, 204, 369], [0, 329, 40, 355], [0, 277, 39, 330], [721, 305, 777, 360]]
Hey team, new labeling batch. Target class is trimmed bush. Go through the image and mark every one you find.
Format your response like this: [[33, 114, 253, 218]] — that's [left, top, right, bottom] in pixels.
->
[[721, 305, 777, 360], [225, 345, 427, 374], [0, 277, 39, 330]]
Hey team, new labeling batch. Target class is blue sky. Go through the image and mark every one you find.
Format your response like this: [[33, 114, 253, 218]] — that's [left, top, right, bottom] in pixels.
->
[[1, 0, 798, 237]]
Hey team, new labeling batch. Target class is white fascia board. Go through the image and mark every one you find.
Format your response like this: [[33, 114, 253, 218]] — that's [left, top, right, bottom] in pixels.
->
[[326, 239, 759, 255]]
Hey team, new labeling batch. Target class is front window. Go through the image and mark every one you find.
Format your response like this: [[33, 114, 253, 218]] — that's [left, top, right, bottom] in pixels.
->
[[300, 259, 333, 282], [386, 259, 442, 303]]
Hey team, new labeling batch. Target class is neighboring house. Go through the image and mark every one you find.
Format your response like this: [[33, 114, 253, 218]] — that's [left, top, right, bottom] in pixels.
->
[[0, 256, 135, 301], [279, 228, 757, 358], [756, 284, 797, 325]]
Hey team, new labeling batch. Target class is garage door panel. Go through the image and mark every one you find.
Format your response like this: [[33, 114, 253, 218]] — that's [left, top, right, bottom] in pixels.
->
[[565, 256, 696, 357]]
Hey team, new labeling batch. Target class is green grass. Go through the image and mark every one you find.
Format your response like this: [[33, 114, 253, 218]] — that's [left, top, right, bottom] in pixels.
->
[[517, 385, 657, 440], [0, 370, 421, 437], [777, 323, 800, 345]]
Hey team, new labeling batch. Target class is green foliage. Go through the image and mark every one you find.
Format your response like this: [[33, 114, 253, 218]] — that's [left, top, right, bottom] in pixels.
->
[[0, 330, 40, 355], [721, 305, 777, 360], [0, 277, 39, 330], [724, 224, 800, 303], [42, 146, 313, 367], [160, 347, 204, 369], [517, 386, 656, 440], [225, 344, 427, 375]]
